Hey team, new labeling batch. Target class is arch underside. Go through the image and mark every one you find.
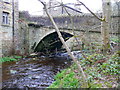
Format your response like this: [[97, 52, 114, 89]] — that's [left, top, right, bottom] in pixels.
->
[[34, 31, 73, 53]]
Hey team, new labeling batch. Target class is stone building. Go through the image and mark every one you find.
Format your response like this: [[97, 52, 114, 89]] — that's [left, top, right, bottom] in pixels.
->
[[0, 0, 19, 56]]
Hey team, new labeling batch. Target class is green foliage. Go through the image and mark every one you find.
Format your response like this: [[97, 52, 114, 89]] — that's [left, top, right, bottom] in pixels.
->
[[89, 82, 103, 88], [48, 69, 80, 88], [13, 55, 22, 59], [85, 53, 119, 88], [110, 36, 120, 43], [49, 52, 119, 88], [0, 56, 21, 63], [80, 53, 106, 66], [99, 54, 120, 75]]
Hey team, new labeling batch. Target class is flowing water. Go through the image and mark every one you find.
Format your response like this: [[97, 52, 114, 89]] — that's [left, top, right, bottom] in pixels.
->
[[2, 56, 72, 88]]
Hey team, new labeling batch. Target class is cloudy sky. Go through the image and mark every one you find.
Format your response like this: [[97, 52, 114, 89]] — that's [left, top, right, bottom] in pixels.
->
[[19, 0, 102, 16]]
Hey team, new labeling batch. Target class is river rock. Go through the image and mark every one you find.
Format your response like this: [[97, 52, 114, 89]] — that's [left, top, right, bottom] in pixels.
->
[[52, 51, 82, 59], [10, 70, 17, 74]]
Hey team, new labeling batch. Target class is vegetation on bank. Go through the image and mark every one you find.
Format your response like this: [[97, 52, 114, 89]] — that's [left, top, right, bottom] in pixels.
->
[[48, 35, 120, 88], [0, 56, 22, 63], [49, 52, 119, 88]]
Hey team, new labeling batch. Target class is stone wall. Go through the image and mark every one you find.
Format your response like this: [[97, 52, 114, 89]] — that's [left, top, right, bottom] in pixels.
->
[[29, 14, 102, 32], [28, 26, 58, 53], [111, 1, 120, 34], [0, 1, 13, 56], [13, 20, 29, 55], [0, 0, 19, 56]]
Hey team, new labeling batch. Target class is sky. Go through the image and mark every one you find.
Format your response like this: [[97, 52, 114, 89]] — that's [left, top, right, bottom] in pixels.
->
[[19, 0, 102, 16]]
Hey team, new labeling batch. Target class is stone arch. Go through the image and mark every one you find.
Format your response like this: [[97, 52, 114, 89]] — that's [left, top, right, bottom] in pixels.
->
[[34, 31, 73, 53], [36, 29, 74, 46]]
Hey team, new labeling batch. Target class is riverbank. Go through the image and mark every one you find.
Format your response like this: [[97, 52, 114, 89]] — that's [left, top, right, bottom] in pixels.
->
[[0, 56, 22, 63], [48, 52, 120, 88]]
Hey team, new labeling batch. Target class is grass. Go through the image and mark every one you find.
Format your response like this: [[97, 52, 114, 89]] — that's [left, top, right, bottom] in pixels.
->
[[110, 36, 120, 43], [0, 55, 22, 63], [49, 69, 80, 88]]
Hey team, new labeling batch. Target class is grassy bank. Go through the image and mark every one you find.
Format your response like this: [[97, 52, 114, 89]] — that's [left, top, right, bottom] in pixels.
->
[[48, 36, 120, 88], [0, 56, 22, 63], [48, 52, 120, 88]]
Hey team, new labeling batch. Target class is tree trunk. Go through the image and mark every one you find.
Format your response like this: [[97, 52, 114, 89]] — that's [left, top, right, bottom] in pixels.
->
[[38, 0, 88, 87], [101, 0, 111, 54]]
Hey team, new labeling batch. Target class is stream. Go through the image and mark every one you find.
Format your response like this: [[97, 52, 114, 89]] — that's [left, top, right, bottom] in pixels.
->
[[2, 55, 73, 89]]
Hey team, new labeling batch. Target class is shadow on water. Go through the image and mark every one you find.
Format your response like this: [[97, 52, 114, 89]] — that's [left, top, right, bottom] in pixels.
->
[[2, 56, 72, 88]]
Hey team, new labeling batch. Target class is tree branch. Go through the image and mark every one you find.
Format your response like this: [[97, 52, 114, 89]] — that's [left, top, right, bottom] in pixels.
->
[[61, 3, 82, 14], [63, 5, 87, 59], [77, 0, 105, 22], [38, 0, 88, 88]]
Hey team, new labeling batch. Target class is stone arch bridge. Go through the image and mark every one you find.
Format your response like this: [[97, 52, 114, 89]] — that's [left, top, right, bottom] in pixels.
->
[[29, 27, 74, 53], [15, 18, 118, 56], [28, 26, 101, 54]]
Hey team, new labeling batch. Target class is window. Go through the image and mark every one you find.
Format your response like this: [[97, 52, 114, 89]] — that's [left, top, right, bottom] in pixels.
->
[[2, 12, 9, 25]]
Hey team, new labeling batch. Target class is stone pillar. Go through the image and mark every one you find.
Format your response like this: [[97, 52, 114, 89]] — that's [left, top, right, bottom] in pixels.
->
[[13, 0, 19, 55]]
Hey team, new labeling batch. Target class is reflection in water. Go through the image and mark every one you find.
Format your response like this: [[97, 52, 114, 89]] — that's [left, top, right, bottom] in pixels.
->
[[2, 56, 72, 88]]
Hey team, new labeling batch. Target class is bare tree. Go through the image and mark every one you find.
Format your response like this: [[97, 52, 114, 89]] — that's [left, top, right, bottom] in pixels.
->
[[38, 0, 113, 87], [38, 0, 88, 88], [76, 0, 111, 54]]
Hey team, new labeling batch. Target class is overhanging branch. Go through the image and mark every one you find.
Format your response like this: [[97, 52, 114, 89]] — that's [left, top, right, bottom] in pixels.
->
[[77, 0, 105, 22]]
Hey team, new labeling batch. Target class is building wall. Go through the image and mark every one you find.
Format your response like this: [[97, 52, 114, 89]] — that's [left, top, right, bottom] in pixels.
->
[[0, 0, 18, 56]]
